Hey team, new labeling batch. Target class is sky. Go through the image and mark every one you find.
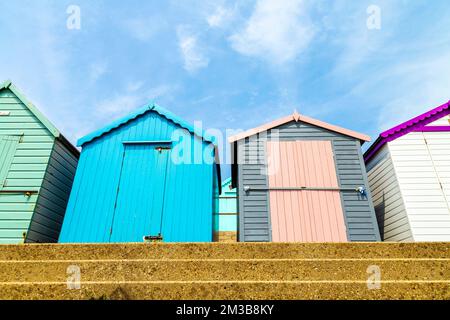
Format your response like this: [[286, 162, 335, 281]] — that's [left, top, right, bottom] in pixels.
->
[[1, 0, 450, 178]]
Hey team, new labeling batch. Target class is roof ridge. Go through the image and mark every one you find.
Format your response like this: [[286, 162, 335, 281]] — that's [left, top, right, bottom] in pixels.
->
[[380, 101, 450, 138], [222, 177, 232, 185], [77, 103, 154, 146], [229, 111, 370, 143], [0, 79, 12, 89], [0, 80, 60, 138], [77, 102, 217, 148], [364, 100, 450, 162]]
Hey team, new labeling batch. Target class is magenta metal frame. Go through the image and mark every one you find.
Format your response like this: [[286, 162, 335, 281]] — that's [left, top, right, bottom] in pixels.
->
[[415, 126, 450, 132], [364, 101, 450, 162]]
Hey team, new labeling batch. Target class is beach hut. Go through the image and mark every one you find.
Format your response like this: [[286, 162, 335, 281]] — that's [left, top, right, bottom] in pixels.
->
[[0, 80, 79, 244], [229, 112, 380, 243], [364, 101, 450, 242], [214, 177, 238, 242], [59, 103, 221, 243]]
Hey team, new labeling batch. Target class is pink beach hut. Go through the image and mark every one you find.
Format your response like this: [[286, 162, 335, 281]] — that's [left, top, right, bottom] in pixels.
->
[[229, 112, 381, 243]]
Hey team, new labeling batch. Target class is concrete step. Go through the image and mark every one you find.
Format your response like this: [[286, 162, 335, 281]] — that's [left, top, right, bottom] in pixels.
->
[[1, 243, 449, 260], [0, 282, 449, 300], [0, 243, 449, 300], [0, 259, 448, 282]]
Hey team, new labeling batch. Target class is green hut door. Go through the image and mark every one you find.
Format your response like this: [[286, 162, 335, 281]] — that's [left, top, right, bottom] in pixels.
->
[[109, 143, 171, 243], [0, 136, 21, 189]]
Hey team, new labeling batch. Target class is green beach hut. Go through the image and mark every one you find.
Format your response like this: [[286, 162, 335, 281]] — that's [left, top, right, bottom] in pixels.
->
[[0, 80, 79, 244]]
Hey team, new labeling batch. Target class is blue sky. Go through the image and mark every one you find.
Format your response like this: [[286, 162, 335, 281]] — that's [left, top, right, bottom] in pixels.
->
[[1, 0, 450, 178]]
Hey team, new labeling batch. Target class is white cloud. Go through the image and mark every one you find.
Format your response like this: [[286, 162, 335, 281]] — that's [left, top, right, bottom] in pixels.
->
[[229, 0, 314, 64], [207, 6, 234, 28], [375, 54, 450, 132], [124, 17, 165, 42], [314, 2, 450, 134], [177, 26, 209, 73], [96, 94, 144, 117], [89, 61, 108, 83], [95, 82, 177, 118], [126, 81, 144, 92], [147, 84, 175, 100]]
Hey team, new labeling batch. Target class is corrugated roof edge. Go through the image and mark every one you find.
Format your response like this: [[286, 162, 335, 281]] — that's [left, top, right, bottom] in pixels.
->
[[220, 177, 235, 196], [222, 177, 232, 186], [77, 102, 222, 192], [221, 177, 232, 192], [364, 100, 450, 163], [0, 79, 80, 158], [77, 102, 217, 147]]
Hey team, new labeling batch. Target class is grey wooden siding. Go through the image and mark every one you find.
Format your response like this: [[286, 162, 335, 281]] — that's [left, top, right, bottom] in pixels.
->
[[237, 120, 381, 242], [26, 139, 79, 243]]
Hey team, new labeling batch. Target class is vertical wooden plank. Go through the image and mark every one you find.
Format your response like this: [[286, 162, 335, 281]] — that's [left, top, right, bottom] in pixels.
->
[[267, 140, 347, 242], [266, 142, 278, 242]]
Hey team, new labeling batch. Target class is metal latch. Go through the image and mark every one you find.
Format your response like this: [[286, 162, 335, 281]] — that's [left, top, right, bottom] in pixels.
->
[[156, 146, 171, 153], [0, 190, 38, 197], [356, 186, 367, 196], [143, 234, 163, 243]]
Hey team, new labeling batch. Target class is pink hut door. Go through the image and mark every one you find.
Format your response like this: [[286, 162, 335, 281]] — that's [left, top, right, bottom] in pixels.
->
[[266, 141, 348, 242]]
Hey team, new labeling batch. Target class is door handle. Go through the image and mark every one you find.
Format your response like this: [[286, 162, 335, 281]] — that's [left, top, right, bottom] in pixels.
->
[[143, 233, 163, 243]]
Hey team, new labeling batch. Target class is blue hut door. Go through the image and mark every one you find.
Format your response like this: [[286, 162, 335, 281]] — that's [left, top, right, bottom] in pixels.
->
[[109, 143, 171, 242]]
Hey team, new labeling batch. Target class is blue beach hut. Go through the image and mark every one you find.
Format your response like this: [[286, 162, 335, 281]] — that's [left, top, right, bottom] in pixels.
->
[[59, 103, 221, 243]]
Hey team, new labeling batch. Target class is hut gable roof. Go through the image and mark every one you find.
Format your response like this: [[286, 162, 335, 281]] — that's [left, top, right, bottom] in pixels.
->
[[0, 80, 79, 157], [364, 100, 450, 162], [0, 80, 60, 137], [77, 103, 217, 147], [222, 177, 232, 189], [78, 103, 222, 192], [228, 111, 371, 144]]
